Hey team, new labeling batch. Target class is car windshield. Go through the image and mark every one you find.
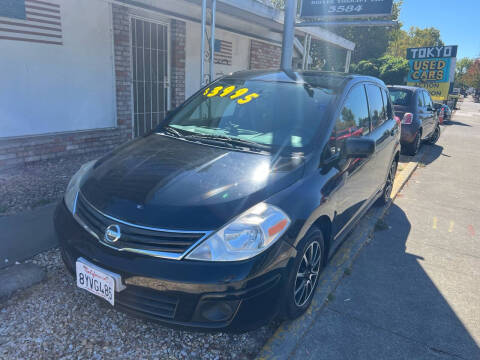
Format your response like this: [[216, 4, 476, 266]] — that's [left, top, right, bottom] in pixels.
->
[[161, 79, 337, 152], [389, 89, 412, 106]]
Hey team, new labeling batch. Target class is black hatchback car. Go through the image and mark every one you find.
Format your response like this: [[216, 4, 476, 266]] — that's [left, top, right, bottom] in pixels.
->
[[55, 70, 400, 331], [388, 86, 440, 155]]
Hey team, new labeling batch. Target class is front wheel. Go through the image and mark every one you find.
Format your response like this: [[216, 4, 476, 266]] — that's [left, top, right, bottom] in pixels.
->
[[377, 160, 397, 205], [427, 124, 440, 144], [284, 227, 325, 319]]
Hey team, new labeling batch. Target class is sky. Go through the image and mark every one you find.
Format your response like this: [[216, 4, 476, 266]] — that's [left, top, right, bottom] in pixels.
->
[[399, 0, 480, 60]]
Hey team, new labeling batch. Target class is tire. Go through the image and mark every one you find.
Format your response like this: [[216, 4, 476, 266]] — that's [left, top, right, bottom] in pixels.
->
[[426, 124, 440, 144], [284, 227, 325, 319], [377, 160, 397, 205], [402, 130, 421, 156]]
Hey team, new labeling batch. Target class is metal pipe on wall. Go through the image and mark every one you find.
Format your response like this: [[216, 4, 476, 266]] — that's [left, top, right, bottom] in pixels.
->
[[200, 0, 207, 86], [209, 0, 216, 83], [280, 0, 298, 70]]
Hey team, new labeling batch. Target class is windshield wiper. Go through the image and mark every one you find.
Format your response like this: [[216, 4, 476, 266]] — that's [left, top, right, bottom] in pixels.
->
[[161, 126, 184, 138], [185, 134, 271, 153]]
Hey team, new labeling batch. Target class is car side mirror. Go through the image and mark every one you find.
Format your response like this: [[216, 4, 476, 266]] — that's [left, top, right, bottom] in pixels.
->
[[426, 105, 434, 112], [433, 103, 442, 110], [343, 137, 375, 158]]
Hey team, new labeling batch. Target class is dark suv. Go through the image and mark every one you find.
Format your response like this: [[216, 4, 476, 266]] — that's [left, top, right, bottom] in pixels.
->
[[388, 86, 440, 155], [55, 71, 400, 331]]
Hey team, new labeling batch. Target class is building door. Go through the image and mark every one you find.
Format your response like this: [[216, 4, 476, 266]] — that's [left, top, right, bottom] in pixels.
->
[[131, 17, 169, 137]]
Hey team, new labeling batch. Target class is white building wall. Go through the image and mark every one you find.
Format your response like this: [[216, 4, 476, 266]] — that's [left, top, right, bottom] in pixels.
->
[[185, 22, 250, 98], [0, 0, 116, 138]]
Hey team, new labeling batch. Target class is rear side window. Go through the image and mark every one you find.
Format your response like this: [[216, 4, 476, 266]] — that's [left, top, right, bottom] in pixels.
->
[[389, 89, 411, 106], [365, 84, 386, 129], [423, 91, 433, 109], [417, 92, 424, 107]]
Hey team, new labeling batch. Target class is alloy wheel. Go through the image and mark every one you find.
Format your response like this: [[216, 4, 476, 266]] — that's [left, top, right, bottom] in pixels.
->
[[294, 241, 322, 307], [430, 125, 440, 144], [384, 162, 396, 202]]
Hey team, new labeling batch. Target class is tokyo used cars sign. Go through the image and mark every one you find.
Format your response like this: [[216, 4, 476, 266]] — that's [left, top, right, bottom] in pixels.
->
[[300, 0, 394, 18], [406, 45, 458, 101]]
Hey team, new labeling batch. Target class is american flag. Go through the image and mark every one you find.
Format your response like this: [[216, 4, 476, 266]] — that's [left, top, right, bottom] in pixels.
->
[[0, 0, 62, 45], [214, 39, 232, 66]]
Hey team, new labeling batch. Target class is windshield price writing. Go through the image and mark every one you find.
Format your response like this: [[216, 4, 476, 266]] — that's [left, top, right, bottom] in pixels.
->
[[203, 86, 260, 104]]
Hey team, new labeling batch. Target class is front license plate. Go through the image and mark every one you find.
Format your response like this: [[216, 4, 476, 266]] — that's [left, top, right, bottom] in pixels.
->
[[76, 261, 115, 305]]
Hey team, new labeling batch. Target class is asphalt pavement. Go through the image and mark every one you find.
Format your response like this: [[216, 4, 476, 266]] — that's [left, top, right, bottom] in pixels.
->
[[288, 98, 480, 359]]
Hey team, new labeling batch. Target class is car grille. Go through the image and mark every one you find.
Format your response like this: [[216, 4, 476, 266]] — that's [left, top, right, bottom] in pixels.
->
[[74, 192, 206, 257], [117, 285, 178, 320]]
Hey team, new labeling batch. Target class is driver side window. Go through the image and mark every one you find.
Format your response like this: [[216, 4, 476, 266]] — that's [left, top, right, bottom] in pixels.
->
[[324, 84, 371, 160]]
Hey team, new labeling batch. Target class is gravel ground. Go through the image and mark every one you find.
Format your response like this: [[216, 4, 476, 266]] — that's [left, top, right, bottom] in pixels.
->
[[0, 152, 106, 216], [0, 249, 277, 359]]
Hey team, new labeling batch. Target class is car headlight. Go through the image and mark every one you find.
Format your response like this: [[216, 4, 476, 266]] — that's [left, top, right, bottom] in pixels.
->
[[186, 202, 291, 261], [64, 160, 97, 213]]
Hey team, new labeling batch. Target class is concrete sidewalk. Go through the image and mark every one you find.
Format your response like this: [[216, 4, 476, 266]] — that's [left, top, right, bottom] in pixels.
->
[[259, 99, 480, 359], [0, 203, 58, 269]]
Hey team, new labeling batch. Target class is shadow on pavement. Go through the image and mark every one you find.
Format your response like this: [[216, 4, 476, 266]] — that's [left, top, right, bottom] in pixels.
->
[[420, 144, 443, 166], [443, 120, 472, 127], [292, 204, 480, 359]]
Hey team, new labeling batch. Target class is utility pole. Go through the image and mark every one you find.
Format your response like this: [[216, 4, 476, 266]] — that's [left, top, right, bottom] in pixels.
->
[[209, 0, 217, 83], [200, 0, 207, 86], [280, 0, 297, 70]]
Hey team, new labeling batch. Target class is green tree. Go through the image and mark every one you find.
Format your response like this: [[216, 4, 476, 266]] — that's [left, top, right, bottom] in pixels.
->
[[464, 59, 480, 89], [352, 56, 409, 84], [378, 55, 409, 84], [336, 1, 402, 64], [387, 26, 444, 58], [455, 58, 474, 87], [356, 59, 380, 77]]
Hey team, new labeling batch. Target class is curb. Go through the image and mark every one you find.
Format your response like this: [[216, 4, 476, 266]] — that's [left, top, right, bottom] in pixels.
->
[[0, 203, 58, 269], [0, 263, 46, 301], [256, 152, 422, 360]]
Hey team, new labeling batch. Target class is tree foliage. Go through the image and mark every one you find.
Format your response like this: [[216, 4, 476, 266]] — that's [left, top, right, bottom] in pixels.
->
[[455, 58, 475, 87], [351, 55, 409, 84], [387, 26, 444, 58], [463, 59, 480, 89], [260, 0, 444, 81]]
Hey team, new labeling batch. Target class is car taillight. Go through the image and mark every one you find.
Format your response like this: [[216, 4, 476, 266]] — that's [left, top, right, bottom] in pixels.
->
[[402, 113, 413, 125]]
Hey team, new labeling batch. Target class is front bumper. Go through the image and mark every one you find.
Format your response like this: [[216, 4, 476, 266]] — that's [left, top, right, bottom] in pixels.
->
[[54, 202, 296, 331]]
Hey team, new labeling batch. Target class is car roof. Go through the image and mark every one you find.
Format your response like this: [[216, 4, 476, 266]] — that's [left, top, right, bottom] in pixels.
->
[[223, 70, 384, 91], [387, 85, 422, 93]]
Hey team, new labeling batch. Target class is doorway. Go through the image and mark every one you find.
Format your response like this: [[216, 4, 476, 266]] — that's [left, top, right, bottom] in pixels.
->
[[131, 17, 169, 137]]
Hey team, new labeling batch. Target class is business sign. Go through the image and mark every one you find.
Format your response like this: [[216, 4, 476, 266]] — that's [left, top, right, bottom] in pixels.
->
[[407, 58, 451, 83], [407, 46, 458, 101], [406, 46, 458, 60], [300, 0, 394, 19]]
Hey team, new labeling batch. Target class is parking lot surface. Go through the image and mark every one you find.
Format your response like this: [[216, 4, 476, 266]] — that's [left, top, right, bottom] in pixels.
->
[[289, 99, 480, 359], [0, 248, 276, 359]]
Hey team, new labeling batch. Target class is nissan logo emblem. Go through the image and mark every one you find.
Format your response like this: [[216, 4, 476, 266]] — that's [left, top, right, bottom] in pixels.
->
[[104, 224, 121, 243]]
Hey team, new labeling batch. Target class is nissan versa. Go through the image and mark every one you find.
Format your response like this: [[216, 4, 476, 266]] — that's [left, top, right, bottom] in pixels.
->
[[55, 70, 400, 331]]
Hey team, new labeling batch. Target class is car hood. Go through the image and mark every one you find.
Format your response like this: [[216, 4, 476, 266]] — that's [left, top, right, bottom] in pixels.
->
[[80, 134, 305, 230]]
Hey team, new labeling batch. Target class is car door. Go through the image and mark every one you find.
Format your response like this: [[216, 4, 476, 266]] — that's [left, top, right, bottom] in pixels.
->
[[422, 91, 436, 136], [330, 84, 377, 238], [365, 84, 398, 192], [416, 90, 428, 137]]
